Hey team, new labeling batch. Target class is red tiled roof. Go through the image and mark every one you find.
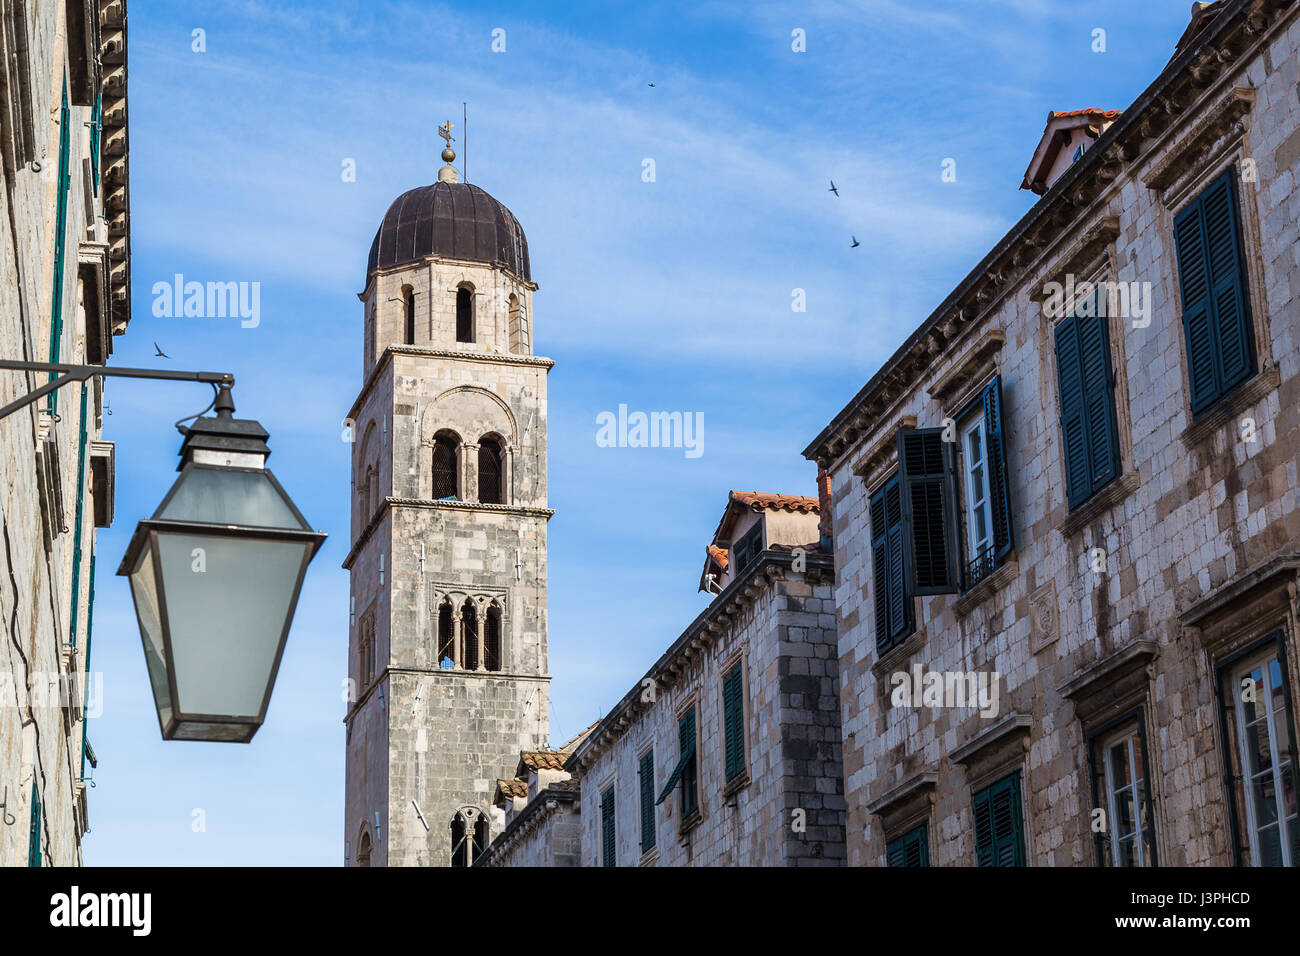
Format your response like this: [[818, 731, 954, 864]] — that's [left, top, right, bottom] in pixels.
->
[[705, 544, 729, 570], [730, 491, 819, 514], [495, 778, 527, 800], [519, 750, 567, 772], [557, 721, 599, 755], [1048, 108, 1122, 120]]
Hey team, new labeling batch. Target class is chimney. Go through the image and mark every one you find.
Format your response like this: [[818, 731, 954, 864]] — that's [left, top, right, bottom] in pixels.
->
[[816, 464, 833, 551]]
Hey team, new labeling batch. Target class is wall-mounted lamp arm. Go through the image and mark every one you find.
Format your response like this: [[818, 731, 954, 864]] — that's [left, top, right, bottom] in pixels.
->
[[0, 361, 234, 421]]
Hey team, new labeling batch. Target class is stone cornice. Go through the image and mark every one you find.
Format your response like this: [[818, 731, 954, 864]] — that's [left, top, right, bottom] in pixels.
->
[[1143, 85, 1257, 192], [347, 345, 555, 422], [1028, 216, 1121, 301], [565, 549, 835, 773], [476, 784, 579, 867], [851, 416, 917, 483], [803, 0, 1294, 472], [342, 496, 555, 569], [927, 330, 1006, 407]]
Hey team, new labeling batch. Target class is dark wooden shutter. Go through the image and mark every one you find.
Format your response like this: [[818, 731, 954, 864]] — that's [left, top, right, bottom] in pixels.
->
[[887, 823, 928, 867], [432, 438, 458, 499], [973, 772, 1025, 867], [679, 709, 698, 818], [1078, 299, 1120, 493], [870, 476, 912, 653], [983, 377, 1014, 560], [898, 429, 959, 595], [1055, 292, 1119, 510], [461, 600, 478, 670], [28, 783, 41, 867], [722, 665, 745, 781], [1176, 166, 1255, 416], [638, 752, 656, 854], [601, 788, 616, 867]]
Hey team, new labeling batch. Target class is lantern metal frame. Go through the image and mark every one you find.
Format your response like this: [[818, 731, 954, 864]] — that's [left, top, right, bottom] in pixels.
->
[[117, 463, 327, 742]]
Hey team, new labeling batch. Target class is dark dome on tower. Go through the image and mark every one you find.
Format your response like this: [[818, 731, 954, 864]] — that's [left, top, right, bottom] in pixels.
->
[[366, 181, 531, 282]]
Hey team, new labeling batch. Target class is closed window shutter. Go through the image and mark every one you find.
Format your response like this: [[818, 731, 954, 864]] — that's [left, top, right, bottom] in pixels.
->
[[1202, 169, 1255, 395], [1077, 301, 1120, 492], [28, 783, 41, 867], [870, 478, 912, 652], [638, 752, 656, 853], [680, 709, 698, 818], [723, 665, 745, 781], [974, 773, 1025, 867], [601, 788, 616, 867], [887, 823, 928, 867], [1176, 167, 1256, 415], [1055, 293, 1119, 509], [898, 429, 959, 596], [982, 376, 1014, 560]]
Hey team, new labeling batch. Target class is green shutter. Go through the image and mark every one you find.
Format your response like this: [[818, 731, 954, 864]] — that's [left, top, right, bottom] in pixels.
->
[[973, 772, 1025, 867], [89, 90, 102, 196], [601, 787, 616, 867], [898, 428, 959, 596], [723, 665, 745, 781], [28, 783, 42, 867], [638, 751, 656, 854], [46, 82, 72, 414], [69, 386, 90, 648], [1055, 291, 1119, 510], [80, 552, 96, 779], [887, 823, 929, 867], [1176, 166, 1255, 417], [982, 376, 1013, 560], [870, 475, 911, 653]]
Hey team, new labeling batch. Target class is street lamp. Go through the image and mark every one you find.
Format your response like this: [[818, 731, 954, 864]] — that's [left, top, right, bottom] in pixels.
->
[[116, 383, 326, 742]]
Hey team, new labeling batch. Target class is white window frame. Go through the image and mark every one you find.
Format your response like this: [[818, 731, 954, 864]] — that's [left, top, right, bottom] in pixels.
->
[[1231, 649, 1297, 867], [1101, 726, 1150, 867], [958, 413, 993, 565]]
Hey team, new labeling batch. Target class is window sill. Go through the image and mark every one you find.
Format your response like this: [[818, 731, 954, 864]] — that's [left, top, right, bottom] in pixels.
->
[[678, 809, 703, 837], [722, 770, 751, 801], [871, 629, 927, 682], [1060, 472, 1138, 538], [638, 846, 660, 867], [953, 560, 1018, 618], [1179, 366, 1279, 450]]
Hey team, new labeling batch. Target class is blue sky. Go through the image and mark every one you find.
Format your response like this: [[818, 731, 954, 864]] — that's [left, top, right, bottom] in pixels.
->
[[84, 0, 1195, 864]]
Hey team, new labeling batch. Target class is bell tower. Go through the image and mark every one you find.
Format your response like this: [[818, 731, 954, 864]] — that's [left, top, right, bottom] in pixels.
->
[[343, 129, 552, 867]]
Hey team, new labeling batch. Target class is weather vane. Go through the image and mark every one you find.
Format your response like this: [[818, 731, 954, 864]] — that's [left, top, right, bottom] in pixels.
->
[[438, 120, 455, 147]]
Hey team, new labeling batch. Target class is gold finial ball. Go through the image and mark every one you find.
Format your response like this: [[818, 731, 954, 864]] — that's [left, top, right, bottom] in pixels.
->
[[442, 146, 456, 163]]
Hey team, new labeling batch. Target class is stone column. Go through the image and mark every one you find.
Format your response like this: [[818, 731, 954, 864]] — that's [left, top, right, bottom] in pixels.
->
[[462, 442, 480, 502]]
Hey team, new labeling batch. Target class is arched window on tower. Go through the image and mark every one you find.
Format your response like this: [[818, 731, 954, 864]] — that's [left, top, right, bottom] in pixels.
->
[[508, 294, 529, 354], [456, 286, 474, 343], [403, 286, 416, 345], [432, 430, 460, 500], [485, 604, 502, 672], [478, 437, 503, 504], [462, 599, 479, 671], [437, 599, 456, 669], [357, 829, 373, 867], [450, 814, 468, 867], [364, 465, 378, 518], [449, 808, 486, 867]]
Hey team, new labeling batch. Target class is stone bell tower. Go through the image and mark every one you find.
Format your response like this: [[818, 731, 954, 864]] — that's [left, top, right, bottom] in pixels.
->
[[343, 127, 552, 867]]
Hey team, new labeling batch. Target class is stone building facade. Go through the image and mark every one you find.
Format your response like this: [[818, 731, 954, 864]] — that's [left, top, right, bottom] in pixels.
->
[[485, 491, 847, 867], [0, 0, 131, 867], [343, 155, 552, 866], [804, 0, 1300, 867]]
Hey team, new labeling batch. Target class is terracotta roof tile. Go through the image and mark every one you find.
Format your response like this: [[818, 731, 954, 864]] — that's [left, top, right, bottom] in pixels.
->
[[495, 778, 527, 800], [706, 544, 729, 569], [1048, 108, 1123, 120], [519, 750, 568, 772], [730, 491, 820, 514]]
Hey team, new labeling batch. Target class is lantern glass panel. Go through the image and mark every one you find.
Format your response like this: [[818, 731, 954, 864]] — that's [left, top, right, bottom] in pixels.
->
[[127, 541, 174, 730], [156, 466, 310, 529]]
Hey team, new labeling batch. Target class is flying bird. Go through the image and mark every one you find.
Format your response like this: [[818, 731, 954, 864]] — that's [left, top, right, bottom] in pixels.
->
[[648, 82, 656, 87], [829, 180, 839, 196], [154, 342, 169, 358], [850, 236, 860, 248]]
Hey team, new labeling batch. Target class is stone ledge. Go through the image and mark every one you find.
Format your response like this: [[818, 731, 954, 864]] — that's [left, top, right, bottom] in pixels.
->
[[950, 712, 1033, 768], [927, 330, 1005, 406], [1028, 216, 1121, 302], [1144, 86, 1256, 193], [871, 628, 927, 682], [1179, 365, 1280, 450], [953, 559, 1018, 618], [722, 769, 751, 801], [1060, 472, 1139, 538], [864, 770, 939, 817], [852, 415, 917, 486]]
